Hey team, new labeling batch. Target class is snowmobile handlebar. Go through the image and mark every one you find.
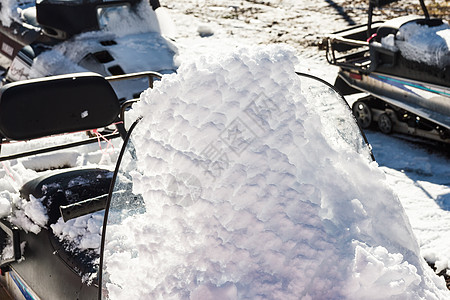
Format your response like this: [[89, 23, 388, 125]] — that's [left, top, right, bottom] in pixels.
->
[[59, 190, 131, 222], [106, 71, 162, 89], [60, 194, 108, 222]]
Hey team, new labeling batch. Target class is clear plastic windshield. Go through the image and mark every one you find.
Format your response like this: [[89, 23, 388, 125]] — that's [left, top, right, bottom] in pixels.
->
[[298, 73, 373, 160], [99, 131, 145, 299]]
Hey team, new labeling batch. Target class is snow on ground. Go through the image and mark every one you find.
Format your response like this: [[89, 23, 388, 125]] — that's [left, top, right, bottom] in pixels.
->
[[368, 132, 450, 274]]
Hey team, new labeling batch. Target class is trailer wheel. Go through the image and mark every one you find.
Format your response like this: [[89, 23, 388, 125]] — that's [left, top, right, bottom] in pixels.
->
[[352, 101, 372, 129], [378, 113, 393, 134]]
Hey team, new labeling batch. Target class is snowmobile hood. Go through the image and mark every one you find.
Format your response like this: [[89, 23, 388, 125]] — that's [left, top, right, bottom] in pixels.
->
[[93, 32, 178, 75], [31, 31, 178, 78]]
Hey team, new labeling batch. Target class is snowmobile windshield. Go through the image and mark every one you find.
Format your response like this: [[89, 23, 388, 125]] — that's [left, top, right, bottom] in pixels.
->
[[299, 73, 373, 159], [98, 72, 373, 299]]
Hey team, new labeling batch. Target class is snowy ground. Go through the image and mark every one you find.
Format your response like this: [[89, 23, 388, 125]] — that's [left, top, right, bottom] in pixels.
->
[[165, 0, 450, 283]]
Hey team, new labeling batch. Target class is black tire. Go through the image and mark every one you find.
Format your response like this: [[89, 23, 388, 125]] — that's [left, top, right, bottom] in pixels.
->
[[352, 100, 372, 129], [378, 113, 393, 134]]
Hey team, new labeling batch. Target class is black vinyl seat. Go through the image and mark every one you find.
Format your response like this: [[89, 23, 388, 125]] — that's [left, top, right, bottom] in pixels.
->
[[0, 72, 120, 141]]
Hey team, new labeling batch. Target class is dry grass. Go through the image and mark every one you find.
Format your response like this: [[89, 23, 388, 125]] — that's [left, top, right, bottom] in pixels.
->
[[341, 0, 449, 20], [421, 0, 450, 19]]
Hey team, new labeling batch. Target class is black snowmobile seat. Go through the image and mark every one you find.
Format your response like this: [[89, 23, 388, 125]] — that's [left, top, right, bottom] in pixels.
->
[[36, 0, 99, 38], [36, 0, 145, 39], [374, 15, 423, 43], [374, 16, 444, 43], [0, 72, 120, 141]]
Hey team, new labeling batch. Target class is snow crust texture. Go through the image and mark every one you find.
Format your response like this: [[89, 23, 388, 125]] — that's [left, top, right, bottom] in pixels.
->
[[52, 211, 103, 252], [103, 46, 450, 299]]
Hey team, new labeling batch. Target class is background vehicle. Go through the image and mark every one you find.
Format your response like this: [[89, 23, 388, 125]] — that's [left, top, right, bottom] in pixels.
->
[[323, 0, 450, 144], [0, 0, 177, 100]]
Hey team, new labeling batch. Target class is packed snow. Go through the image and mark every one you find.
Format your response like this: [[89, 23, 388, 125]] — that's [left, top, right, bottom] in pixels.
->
[[101, 46, 449, 299], [52, 211, 104, 252]]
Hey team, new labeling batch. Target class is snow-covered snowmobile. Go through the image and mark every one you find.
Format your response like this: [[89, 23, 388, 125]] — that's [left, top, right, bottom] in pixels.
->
[[323, 0, 450, 144], [0, 71, 161, 299], [0, 71, 372, 299], [0, 0, 177, 100]]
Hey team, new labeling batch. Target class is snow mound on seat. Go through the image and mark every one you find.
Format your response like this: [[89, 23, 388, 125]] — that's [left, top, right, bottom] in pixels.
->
[[103, 45, 449, 299], [396, 21, 450, 68]]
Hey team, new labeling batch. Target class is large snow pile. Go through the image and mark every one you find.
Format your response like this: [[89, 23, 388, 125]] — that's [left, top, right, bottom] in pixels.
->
[[102, 45, 449, 299], [382, 20, 450, 68]]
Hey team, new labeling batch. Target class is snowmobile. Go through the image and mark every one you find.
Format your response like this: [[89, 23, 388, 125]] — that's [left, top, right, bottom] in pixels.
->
[[0, 0, 177, 100], [0, 71, 372, 299], [0, 70, 161, 299], [323, 0, 450, 144]]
